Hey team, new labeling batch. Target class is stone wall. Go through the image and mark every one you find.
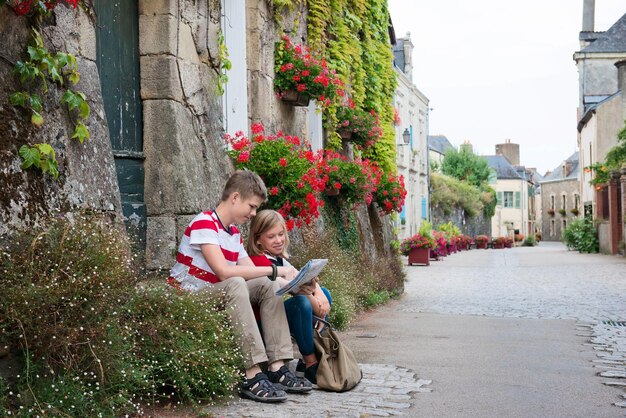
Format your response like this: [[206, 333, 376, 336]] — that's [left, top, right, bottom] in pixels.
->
[[138, 0, 235, 269], [0, 2, 399, 273], [431, 206, 491, 238], [0, 7, 121, 236]]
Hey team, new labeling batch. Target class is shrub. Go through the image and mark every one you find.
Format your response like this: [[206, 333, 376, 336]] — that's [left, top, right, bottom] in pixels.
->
[[292, 221, 404, 330], [430, 173, 491, 217], [0, 214, 243, 416], [523, 235, 536, 246], [562, 218, 599, 253]]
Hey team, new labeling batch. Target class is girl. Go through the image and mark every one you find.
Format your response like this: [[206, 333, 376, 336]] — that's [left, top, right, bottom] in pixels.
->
[[246, 210, 331, 385]]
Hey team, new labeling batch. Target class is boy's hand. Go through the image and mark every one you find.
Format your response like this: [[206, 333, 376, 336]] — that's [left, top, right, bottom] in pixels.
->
[[277, 265, 298, 281]]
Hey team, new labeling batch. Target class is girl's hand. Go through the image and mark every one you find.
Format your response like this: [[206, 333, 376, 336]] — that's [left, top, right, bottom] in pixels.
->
[[296, 282, 316, 295]]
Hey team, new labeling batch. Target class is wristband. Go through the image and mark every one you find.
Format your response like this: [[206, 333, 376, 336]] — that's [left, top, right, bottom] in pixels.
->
[[268, 264, 277, 281]]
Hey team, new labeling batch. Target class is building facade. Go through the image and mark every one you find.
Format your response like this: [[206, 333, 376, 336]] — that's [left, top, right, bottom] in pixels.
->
[[540, 153, 581, 241], [574, 3, 626, 253], [393, 34, 430, 239]]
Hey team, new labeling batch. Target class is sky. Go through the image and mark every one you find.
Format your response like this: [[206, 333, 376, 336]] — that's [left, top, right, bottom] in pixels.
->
[[387, 0, 626, 175]]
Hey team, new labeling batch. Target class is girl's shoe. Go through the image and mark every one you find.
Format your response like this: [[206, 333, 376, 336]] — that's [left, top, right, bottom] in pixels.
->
[[267, 364, 312, 393]]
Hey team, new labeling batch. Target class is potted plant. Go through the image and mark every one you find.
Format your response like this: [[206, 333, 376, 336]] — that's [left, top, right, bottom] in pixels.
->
[[493, 236, 506, 249], [547, 208, 555, 216], [225, 123, 326, 229], [372, 172, 407, 216], [558, 208, 567, 216], [570, 207, 580, 216], [335, 100, 383, 148], [400, 233, 435, 266], [504, 237, 514, 248], [317, 150, 374, 207], [474, 235, 489, 249], [274, 35, 342, 107], [431, 230, 448, 258]]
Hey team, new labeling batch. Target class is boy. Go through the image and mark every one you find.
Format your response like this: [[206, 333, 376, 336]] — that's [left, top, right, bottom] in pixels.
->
[[167, 170, 312, 403]]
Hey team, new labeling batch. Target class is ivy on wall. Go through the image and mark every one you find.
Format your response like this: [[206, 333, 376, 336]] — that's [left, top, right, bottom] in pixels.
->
[[275, 0, 398, 173], [2, 0, 90, 179]]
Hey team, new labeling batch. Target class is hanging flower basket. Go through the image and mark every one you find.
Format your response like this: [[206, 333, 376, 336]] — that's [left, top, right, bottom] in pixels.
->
[[338, 129, 352, 140], [279, 89, 310, 107], [324, 187, 340, 196]]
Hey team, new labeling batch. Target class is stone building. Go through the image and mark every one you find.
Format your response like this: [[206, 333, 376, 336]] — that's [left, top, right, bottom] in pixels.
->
[[485, 155, 530, 238], [540, 153, 581, 242], [574, 2, 626, 253], [392, 33, 430, 239], [0, 1, 396, 269]]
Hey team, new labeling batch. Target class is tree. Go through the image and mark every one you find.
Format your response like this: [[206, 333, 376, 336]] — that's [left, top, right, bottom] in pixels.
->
[[441, 148, 491, 187]]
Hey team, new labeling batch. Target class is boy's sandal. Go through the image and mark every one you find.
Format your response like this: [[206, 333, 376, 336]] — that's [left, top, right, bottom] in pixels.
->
[[267, 365, 313, 393], [240, 372, 287, 403]]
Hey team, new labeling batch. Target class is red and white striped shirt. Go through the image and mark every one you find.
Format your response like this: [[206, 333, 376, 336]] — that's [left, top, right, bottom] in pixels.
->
[[168, 210, 248, 292]]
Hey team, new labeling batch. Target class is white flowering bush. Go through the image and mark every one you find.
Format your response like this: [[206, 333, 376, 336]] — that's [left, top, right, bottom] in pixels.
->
[[0, 214, 242, 416]]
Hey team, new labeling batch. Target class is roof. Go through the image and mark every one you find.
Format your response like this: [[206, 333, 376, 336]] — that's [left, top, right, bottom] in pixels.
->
[[484, 155, 522, 180], [427, 135, 454, 155], [393, 38, 405, 70], [581, 13, 626, 53], [541, 152, 580, 183]]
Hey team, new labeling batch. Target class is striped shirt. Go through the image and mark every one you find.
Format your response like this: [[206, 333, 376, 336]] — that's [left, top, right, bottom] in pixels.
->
[[168, 210, 248, 292]]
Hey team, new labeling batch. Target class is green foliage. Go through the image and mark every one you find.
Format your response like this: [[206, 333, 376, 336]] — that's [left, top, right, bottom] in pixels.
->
[[18, 143, 59, 178], [11, 25, 90, 179], [585, 119, 626, 185], [292, 221, 404, 330], [0, 214, 243, 415], [363, 289, 393, 308], [441, 148, 491, 187], [430, 173, 491, 217], [522, 235, 536, 246], [562, 218, 599, 253], [304, 0, 398, 171], [216, 31, 231, 96]]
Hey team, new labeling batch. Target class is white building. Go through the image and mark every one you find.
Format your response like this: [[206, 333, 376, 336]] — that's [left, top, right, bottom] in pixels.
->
[[392, 33, 430, 239]]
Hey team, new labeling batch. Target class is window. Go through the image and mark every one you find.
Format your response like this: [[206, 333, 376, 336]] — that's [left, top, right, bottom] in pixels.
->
[[562, 219, 567, 236], [550, 195, 555, 210], [503, 191, 514, 208], [550, 219, 555, 236], [561, 194, 566, 210], [574, 194, 580, 210]]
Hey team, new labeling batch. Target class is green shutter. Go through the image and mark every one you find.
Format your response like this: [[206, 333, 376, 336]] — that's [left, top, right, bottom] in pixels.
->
[[515, 191, 520, 208], [497, 192, 503, 206]]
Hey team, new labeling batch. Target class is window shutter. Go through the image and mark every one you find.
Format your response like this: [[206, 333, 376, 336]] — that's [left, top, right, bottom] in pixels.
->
[[497, 192, 503, 206], [421, 196, 427, 219], [515, 191, 520, 208]]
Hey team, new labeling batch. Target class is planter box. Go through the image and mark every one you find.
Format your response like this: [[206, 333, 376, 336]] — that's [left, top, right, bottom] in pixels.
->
[[280, 90, 310, 106], [408, 247, 430, 266], [476, 242, 488, 249], [493, 242, 504, 249]]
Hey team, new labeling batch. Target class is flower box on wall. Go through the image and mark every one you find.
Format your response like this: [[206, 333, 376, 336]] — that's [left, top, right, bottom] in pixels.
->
[[407, 247, 430, 266], [280, 90, 310, 107]]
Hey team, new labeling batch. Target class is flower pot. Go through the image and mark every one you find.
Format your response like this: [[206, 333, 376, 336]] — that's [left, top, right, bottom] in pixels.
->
[[339, 129, 352, 140], [429, 248, 439, 260], [476, 242, 487, 249], [407, 247, 430, 266], [280, 90, 310, 107], [494, 242, 504, 249], [324, 188, 340, 196]]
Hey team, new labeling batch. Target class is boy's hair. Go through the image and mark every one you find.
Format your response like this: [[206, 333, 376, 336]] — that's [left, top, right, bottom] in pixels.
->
[[221, 170, 267, 202], [246, 210, 290, 258]]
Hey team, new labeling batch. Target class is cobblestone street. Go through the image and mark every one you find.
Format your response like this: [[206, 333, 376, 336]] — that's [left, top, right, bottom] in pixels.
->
[[201, 242, 625, 417]]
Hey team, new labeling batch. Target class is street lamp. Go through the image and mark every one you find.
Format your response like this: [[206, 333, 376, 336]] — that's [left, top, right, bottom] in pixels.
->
[[402, 128, 410, 145]]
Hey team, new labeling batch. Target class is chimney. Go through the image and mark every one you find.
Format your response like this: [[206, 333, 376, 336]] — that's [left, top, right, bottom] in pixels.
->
[[460, 140, 473, 154], [582, 0, 595, 32], [616, 60, 626, 91], [402, 32, 414, 81]]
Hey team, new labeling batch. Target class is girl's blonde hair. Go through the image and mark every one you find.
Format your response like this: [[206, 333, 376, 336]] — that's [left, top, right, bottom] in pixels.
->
[[246, 210, 290, 258]]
